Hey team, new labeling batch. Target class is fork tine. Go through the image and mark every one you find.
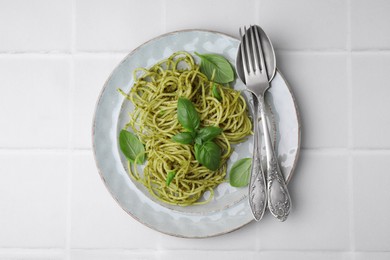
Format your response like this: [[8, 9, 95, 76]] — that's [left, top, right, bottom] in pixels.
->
[[243, 26, 253, 73], [249, 26, 260, 72], [239, 27, 248, 76], [252, 25, 266, 73]]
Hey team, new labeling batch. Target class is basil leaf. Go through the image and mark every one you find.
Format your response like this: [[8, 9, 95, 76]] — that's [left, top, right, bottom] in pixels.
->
[[212, 84, 222, 101], [197, 141, 221, 171], [195, 52, 235, 84], [229, 158, 252, 187], [194, 143, 202, 162], [195, 137, 203, 145], [172, 132, 194, 144], [177, 97, 200, 132], [197, 126, 222, 142], [166, 171, 176, 186], [119, 129, 145, 164]]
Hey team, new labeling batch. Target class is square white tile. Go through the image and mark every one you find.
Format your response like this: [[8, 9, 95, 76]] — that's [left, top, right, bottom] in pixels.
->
[[0, 152, 68, 247], [258, 251, 352, 260], [354, 252, 390, 260], [75, 0, 164, 51], [276, 52, 348, 148], [157, 220, 257, 251], [165, 0, 257, 37], [159, 251, 256, 260], [0, 0, 71, 51], [70, 151, 159, 249], [353, 152, 390, 251], [351, 0, 390, 50], [258, 0, 348, 50], [0, 56, 70, 148], [256, 150, 350, 250], [70, 250, 156, 260], [351, 53, 390, 148], [0, 251, 64, 260], [72, 54, 124, 149]]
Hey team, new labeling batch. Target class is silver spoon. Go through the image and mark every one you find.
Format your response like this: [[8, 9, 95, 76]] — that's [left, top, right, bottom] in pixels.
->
[[236, 26, 276, 83], [236, 25, 291, 221]]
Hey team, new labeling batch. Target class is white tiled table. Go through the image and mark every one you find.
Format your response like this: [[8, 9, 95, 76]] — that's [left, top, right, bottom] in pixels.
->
[[1, 0, 389, 259]]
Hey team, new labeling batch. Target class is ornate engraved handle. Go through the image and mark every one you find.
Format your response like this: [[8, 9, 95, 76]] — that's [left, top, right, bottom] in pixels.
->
[[259, 96, 291, 221], [249, 96, 267, 221], [266, 155, 291, 221]]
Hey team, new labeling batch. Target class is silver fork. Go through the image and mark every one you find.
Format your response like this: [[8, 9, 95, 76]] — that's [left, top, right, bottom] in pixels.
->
[[239, 26, 267, 221], [240, 25, 291, 221]]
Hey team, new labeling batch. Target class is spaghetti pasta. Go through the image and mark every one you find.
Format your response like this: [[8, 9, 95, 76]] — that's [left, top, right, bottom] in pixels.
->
[[120, 51, 252, 206]]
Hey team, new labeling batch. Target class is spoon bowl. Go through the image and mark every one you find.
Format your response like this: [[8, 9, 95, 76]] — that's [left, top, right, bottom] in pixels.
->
[[236, 25, 276, 83]]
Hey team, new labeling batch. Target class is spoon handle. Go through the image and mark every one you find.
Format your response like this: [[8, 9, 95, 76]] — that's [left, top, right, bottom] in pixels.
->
[[248, 96, 267, 221], [258, 96, 291, 221]]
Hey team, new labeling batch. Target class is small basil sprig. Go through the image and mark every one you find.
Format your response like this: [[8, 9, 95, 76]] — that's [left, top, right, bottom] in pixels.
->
[[119, 129, 145, 164], [229, 158, 252, 187], [172, 97, 222, 171], [195, 52, 235, 84]]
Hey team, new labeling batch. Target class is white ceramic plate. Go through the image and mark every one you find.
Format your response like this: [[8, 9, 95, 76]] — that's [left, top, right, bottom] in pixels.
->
[[92, 29, 301, 238]]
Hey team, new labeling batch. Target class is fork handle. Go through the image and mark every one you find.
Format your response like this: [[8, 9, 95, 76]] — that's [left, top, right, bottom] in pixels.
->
[[258, 95, 291, 221], [248, 96, 267, 221]]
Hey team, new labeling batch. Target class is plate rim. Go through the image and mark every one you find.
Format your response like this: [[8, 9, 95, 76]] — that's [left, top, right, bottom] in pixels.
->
[[91, 28, 302, 238]]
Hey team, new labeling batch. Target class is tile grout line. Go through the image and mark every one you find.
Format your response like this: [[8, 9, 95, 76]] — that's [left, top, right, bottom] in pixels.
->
[[57, 248, 367, 253], [346, 0, 355, 253], [70, 0, 77, 54], [0, 51, 129, 57], [65, 58, 74, 260], [0, 147, 90, 152], [0, 248, 380, 253]]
